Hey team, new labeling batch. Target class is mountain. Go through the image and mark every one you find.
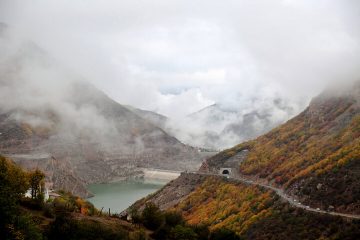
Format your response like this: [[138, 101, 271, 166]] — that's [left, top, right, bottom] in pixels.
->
[[125, 105, 168, 130], [0, 30, 203, 197], [203, 82, 360, 213], [130, 82, 360, 238], [0, 83, 202, 196], [165, 99, 300, 149]]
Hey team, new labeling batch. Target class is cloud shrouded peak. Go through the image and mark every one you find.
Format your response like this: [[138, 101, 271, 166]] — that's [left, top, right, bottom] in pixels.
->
[[1, 0, 359, 148]]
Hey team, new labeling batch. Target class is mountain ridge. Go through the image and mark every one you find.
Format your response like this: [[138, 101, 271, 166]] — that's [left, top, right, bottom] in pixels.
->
[[131, 82, 360, 238], [164, 98, 301, 149], [0, 33, 203, 197], [203, 81, 360, 214]]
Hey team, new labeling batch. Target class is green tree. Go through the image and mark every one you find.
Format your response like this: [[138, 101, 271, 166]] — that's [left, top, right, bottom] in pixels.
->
[[193, 224, 210, 240], [129, 206, 142, 226], [164, 211, 184, 227], [169, 225, 198, 240], [141, 202, 164, 230], [210, 228, 241, 240]]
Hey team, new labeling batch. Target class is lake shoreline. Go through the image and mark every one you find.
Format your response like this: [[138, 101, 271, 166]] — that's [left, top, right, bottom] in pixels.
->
[[85, 168, 182, 213]]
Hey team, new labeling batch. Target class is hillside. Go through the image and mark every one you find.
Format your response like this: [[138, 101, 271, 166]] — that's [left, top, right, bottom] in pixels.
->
[[0, 155, 151, 240], [205, 82, 360, 214], [174, 176, 360, 239], [129, 83, 360, 238], [130, 173, 360, 239], [0, 81, 202, 197], [0, 31, 203, 197], [125, 105, 169, 130]]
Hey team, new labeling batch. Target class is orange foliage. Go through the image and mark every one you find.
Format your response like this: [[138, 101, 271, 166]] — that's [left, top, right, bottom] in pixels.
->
[[236, 103, 360, 188], [173, 177, 275, 235]]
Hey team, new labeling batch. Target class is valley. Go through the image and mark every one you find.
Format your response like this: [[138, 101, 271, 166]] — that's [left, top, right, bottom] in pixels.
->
[[127, 82, 360, 238], [1, 1, 360, 238]]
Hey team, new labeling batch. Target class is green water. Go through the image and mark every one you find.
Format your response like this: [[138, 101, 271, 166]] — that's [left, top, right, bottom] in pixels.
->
[[87, 180, 165, 213]]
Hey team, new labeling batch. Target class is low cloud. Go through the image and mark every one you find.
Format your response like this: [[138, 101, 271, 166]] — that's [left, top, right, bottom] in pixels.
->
[[1, 0, 359, 148]]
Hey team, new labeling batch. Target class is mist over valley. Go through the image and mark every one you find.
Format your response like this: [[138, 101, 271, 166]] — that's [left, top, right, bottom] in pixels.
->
[[0, 1, 360, 239]]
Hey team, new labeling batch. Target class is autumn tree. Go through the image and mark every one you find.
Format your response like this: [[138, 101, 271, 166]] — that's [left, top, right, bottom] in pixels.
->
[[0, 156, 42, 239], [0, 156, 29, 229], [28, 169, 45, 201]]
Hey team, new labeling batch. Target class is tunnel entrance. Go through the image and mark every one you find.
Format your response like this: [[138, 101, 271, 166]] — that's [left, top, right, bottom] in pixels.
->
[[219, 168, 232, 176], [222, 169, 230, 175]]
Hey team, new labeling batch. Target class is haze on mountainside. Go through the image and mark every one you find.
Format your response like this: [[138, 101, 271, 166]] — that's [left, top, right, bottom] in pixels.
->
[[1, 0, 360, 149], [0, 26, 205, 197], [1, 1, 360, 239]]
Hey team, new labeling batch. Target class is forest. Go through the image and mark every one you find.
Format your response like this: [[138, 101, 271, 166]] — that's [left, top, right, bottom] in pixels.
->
[[173, 176, 360, 239]]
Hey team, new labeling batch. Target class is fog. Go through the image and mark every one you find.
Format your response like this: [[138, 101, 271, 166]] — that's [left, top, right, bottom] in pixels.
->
[[0, 33, 118, 151], [0, 0, 360, 148]]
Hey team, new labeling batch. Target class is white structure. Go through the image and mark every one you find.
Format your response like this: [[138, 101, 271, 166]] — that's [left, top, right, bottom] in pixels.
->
[[24, 187, 50, 202], [25, 189, 32, 198], [44, 188, 49, 201]]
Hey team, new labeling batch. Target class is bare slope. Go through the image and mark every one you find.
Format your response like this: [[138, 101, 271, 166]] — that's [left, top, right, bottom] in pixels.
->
[[0, 31, 202, 197]]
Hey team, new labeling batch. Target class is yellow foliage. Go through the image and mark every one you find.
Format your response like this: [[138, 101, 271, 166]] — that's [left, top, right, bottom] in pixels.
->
[[173, 177, 274, 235], [237, 106, 360, 187]]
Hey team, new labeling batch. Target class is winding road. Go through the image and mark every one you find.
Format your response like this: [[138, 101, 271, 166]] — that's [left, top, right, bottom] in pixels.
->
[[189, 171, 360, 220]]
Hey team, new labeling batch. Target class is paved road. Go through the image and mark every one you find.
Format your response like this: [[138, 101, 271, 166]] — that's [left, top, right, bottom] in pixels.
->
[[189, 172, 360, 220]]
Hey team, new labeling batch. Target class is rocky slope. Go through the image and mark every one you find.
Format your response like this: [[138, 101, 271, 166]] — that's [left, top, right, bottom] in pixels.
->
[[125, 105, 168, 130], [0, 28, 203, 197], [0, 82, 202, 197], [166, 100, 300, 150]]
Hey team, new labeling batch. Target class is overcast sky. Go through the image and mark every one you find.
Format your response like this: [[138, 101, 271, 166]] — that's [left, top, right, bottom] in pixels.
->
[[1, 0, 360, 118]]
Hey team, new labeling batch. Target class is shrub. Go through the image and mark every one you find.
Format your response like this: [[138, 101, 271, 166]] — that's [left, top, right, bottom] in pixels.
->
[[43, 204, 55, 218], [164, 211, 184, 227], [141, 202, 164, 230], [46, 213, 129, 240], [169, 225, 198, 240], [129, 229, 147, 240], [210, 228, 242, 240]]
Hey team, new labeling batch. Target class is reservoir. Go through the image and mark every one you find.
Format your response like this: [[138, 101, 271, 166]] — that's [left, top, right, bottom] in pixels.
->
[[87, 169, 182, 213], [87, 180, 166, 213]]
